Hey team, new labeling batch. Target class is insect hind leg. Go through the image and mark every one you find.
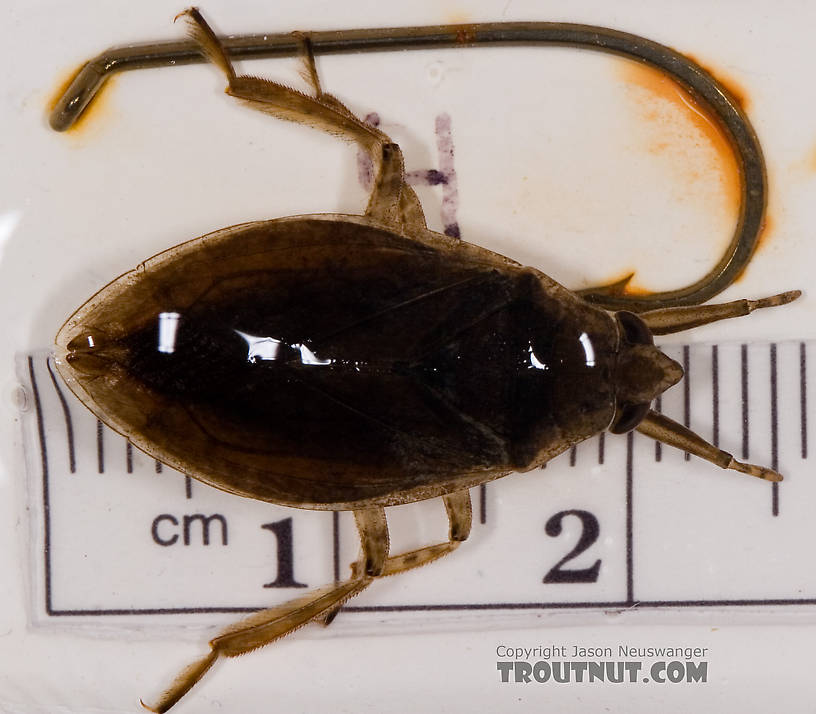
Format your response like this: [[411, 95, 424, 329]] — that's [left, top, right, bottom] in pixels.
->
[[142, 506, 390, 713]]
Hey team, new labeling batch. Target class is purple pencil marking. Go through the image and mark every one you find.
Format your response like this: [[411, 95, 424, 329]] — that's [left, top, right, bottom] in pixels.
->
[[434, 113, 460, 238], [405, 169, 448, 185], [356, 112, 381, 191], [355, 112, 460, 237]]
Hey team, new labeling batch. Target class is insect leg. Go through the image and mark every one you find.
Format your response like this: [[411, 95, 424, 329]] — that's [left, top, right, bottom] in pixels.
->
[[292, 33, 360, 117], [316, 506, 390, 627], [361, 141, 428, 230], [176, 9, 384, 149], [321, 496, 471, 626], [637, 290, 801, 335], [293, 32, 427, 230], [176, 8, 426, 230], [142, 580, 371, 712], [141, 506, 389, 713], [377, 490, 472, 577], [636, 410, 783, 482], [352, 506, 390, 576]]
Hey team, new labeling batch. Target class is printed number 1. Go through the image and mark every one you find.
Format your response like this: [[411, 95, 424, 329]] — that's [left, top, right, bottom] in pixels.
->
[[262, 518, 308, 589], [542, 510, 601, 584]]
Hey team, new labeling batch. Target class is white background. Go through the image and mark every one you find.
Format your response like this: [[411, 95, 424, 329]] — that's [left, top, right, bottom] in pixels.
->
[[3, 0, 816, 712]]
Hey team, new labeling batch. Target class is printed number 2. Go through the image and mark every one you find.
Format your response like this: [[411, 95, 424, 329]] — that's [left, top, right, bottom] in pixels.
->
[[542, 510, 601, 584]]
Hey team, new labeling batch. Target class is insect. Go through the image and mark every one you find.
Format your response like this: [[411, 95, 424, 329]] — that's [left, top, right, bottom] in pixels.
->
[[51, 9, 799, 712]]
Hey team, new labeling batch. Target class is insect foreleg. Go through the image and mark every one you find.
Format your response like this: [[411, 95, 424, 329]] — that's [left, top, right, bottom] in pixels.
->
[[638, 290, 800, 335], [636, 410, 783, 482]]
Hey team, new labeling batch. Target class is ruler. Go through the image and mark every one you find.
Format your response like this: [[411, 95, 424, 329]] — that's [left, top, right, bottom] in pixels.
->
[[16, 339, 814, 632]]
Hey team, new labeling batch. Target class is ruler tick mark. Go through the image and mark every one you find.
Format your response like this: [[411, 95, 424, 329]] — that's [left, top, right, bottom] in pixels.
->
[[332, 512, 340, 583], [96, 419, 104, 474], [654, 394, 662, 462], [626, 431, 634, 606], [45, 356, 76, 474], [28, 356, 53, 615], [770, 343, 779, 517], [683, 345, 690, 461], [741, 343, 750, 460], [801, 342, 808, 459], [712, 345, 720, 447]]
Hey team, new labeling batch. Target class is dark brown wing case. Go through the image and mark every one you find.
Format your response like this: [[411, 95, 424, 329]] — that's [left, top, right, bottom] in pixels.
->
[[55, 215, 617, 509]]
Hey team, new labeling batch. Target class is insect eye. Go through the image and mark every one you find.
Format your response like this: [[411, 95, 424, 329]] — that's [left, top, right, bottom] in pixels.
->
[[616, 311, 653, 346], [609, 401, 650, 434]]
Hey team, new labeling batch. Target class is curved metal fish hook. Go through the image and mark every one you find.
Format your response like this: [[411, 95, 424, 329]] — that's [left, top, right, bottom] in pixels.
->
[[49, 22, 765, 311]]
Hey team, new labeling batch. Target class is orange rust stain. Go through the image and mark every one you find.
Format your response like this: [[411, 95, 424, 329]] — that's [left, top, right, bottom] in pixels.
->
[[48, 65, 82, 111], [622, 282, 651, 297], [588, 270, 650, 297], [619, 61, 741, 220], [809, 143, 816, 172], [686, 53, 751, 113], [444, 9, 473, 25], [754, 213, 774, 256], [47, 64, 115, 136], [748, 211, 776, 264], [453, 25, 477, 44], [617, 270, 653, 297]]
